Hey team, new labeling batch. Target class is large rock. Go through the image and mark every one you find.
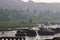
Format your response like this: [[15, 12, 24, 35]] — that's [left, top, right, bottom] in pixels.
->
[[15, 29, 37, 37], [38, 28, 55, 36]]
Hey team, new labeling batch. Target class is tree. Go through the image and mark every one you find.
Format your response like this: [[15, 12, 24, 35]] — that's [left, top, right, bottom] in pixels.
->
[[29, 19, 33, 23]]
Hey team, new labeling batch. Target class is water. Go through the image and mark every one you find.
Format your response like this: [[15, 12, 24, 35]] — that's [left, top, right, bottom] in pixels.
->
[[0, 31, 60, 40]]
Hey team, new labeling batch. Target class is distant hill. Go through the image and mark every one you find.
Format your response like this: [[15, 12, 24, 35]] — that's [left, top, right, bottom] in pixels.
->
[[0, 0, 60, 23]]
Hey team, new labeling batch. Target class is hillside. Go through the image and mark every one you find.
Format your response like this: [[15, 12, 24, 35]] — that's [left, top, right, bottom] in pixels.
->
[[0, 0, 60, 23]]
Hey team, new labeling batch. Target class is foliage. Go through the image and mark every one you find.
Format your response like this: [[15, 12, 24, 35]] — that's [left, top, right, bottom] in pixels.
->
[[0, 8, 60, 30], [0, 22, 35, 30]]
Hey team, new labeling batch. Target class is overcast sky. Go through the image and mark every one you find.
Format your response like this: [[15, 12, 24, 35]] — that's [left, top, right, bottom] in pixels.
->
[[22, 0, 60, 3]]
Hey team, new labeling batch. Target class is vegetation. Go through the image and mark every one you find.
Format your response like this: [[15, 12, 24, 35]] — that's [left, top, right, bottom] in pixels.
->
[[0, 8, 60, 30], [0, 22, 35, 30], [0, 9, 35, 30]]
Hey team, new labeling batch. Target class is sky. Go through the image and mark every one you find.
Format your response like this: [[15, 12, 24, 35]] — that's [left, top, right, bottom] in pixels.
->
[[22, 0, 60, 3]]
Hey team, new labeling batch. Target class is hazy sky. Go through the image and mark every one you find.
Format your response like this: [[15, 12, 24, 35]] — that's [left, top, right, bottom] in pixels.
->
[[22, 0, 60, 3]]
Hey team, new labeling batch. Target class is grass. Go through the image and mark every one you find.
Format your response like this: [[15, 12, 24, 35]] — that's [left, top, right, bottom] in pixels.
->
[[0, 22, 36, 30]]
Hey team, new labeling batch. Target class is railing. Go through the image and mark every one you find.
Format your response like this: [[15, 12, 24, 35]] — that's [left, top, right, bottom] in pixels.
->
[[0, 36, 25, 40]]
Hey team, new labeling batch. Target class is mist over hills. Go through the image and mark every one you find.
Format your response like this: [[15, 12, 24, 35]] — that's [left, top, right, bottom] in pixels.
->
[[0, 0, 60, 12], [0, 0, 60, 23]]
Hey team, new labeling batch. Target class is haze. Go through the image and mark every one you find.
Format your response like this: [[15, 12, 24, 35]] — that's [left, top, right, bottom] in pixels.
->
[[22, 0, 60, 3]]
